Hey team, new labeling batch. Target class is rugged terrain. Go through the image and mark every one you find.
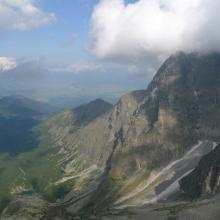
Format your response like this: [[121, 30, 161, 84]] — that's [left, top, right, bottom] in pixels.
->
[[180, 144, 220, 200], [1, 52, 220, 219], [0, 98, 113, 214], [49, 52, 220, 216]]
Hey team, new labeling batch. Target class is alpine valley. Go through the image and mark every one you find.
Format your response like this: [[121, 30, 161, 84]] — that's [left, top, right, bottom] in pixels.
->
[[1, 52, 220, 220]]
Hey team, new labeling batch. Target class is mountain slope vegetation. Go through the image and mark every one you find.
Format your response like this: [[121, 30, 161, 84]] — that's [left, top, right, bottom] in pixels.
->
[[1, 53, 220, 220], [14, 52, 219, 219], [0, 98, 113, 213], [0, 96, 56, 154]]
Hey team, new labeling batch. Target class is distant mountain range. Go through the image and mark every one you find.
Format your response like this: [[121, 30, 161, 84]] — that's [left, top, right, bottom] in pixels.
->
[[0, 96, 55, 117], [0, 96, 57, 155], [0, 96, 113, 214], [1, 52, 220, 220]]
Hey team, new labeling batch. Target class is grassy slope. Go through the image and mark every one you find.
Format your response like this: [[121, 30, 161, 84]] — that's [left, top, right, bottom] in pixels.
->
[[0, 123, 64, 211], [0, 99, 113, 213], [0, 95, 73, 202]]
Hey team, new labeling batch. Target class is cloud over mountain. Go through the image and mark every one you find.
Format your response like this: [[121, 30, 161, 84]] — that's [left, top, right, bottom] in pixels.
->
[[0, 0, 56, 31], [90, 0, 220, 61]]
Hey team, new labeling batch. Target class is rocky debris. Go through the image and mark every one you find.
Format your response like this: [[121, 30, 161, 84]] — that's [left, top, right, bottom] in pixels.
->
[[0, 195, 70, 220], [4, 52, 220, 218], [41, 52, 220, 214], [180, 144, 220, 199]]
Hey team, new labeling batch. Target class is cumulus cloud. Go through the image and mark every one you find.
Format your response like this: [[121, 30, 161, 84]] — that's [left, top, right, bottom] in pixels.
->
[[0, 57, 17, 72], [0, 0, 56, 31], [90, 0, 220, 61]]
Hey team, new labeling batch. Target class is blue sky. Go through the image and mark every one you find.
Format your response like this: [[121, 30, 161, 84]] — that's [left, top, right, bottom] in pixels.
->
[[1, 0, 96, 62], [0, 1, 121, 56], [0, 0, 138, 62], [1, 0, 216, 104], [0, 0, 150, 104]]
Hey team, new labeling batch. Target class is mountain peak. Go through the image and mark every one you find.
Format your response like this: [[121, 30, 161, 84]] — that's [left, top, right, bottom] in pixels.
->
[[3, 52, 220, 218], [74, 98, 112, 113], [72, 98, 112, 126], [147, 52, 220, 100], [153, 52, 220, 82], [78, 98, 112, 109]]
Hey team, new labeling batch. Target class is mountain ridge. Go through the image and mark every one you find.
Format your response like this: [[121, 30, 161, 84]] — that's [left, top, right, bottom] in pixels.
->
[[1, 52, 220, 219], [33, 52, 220, 217], [0, 95, 55, 117]]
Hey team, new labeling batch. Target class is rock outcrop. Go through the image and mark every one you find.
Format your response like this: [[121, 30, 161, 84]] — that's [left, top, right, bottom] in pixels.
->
[[42, 52, 220, 214], [180, 144, 220, 199], [2, 52, 220, 219]]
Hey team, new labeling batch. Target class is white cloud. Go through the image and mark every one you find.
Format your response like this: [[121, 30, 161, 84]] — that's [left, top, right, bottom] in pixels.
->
[[0, 0, 56, 31], [0, 57, 17, 72], [90, 0, 220, 61]]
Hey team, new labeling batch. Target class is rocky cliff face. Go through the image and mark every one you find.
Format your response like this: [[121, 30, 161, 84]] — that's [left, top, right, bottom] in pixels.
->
[[180, 144, 220, 199], [3, 52, 220, 219], [38, 52, 220, 215]]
